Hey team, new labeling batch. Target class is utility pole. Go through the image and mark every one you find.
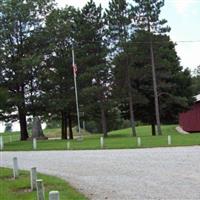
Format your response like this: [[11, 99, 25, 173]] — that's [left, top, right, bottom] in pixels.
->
[[150, 40, 162, 135]]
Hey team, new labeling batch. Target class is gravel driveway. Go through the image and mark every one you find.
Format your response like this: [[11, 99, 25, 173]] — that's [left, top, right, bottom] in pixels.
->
[[1, 147, 200, 200]]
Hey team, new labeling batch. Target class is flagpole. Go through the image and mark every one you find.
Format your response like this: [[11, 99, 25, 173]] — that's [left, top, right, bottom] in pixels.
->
[[72, 48, 82, 139]]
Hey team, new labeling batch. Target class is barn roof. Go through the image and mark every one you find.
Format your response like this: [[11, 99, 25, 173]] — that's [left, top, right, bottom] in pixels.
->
[[195, 94, 200, 102]]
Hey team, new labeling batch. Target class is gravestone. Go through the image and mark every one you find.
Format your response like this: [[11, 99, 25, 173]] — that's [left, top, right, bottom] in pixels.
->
[[32, 117, 47, 140]]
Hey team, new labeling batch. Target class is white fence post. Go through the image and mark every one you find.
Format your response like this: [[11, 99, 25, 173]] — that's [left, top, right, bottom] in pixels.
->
[[137, 137, 141, 147], [0, 136, 3, 150], [33, 138, 37, 150], [13, 157, 19, 179], [100, 137, 104, 149], [168, 135, 172, 145], [67, 141, 70, 150], [49, 191, 60, 200], [36, 179, 45, 200], [9, 135, 12, 143], [30, 167, 37, 191]]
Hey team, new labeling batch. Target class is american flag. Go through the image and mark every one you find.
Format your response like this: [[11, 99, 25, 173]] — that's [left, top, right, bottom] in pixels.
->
[[72, 64, 77, 77]]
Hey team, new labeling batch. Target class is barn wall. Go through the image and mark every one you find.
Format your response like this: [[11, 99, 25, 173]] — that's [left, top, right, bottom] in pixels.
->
[[179, 102, 200, 132]]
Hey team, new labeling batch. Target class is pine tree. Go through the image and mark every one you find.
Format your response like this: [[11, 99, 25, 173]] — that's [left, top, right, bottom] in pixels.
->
[[134, 0, 170, 135], [38, 6, 77, 140], [0, 0, 54, 140], [105, 0, 137, 136], [74, 0, 111, 137]]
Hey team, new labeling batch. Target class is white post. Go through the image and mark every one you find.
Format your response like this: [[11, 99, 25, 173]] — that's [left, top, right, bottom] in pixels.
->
[[30, 167, 37, 191], [9, 135, 12, 143], [49, 191, 60, 200], [100, 137, 104, 149], [72, 48, 82, 140], [33, 138, 37, 150], [0, 136, 4, 150], [13, 157, 19, 179], [36, 179, 45, 200], [67, 141, 70, 150], [137, 137, 141, 147], [168, 135, 172, 145]]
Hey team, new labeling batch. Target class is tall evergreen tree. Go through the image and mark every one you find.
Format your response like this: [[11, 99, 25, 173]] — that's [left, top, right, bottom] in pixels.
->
[[0, 0, 54, 140], [38, 6, 77, 140], [74, 0, 111, 137], [105, 0, 137, 136], [134, 0, 170, 135]]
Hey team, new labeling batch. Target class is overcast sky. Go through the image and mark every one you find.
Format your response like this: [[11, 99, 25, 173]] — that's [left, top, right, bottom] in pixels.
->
[[56, 0, 200, 71]]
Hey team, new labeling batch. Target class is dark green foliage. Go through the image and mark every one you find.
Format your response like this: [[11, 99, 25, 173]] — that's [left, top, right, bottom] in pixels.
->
[[0, 0, 54, 140], [105, 0, 137, 136], [192, 66, 200, 95], [133, 0, 171, 135], [133, 0, 170, 33], [115, 31, 194, 129], [75, 0, 112, 137]]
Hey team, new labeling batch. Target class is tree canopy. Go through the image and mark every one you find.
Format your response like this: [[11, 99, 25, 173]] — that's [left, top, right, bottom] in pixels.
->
[[0, 0, 196, 140]]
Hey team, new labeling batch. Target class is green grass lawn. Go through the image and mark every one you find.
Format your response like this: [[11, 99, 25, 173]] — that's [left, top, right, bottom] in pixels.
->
[[1, 125, 200, 151], [0, 167, 87, 200]]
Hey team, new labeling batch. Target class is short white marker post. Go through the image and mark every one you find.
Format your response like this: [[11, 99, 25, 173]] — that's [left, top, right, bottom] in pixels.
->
[[137, 137, 141, 147], [67, 141, 70, 150], [9, 135, 12, 143], [13, 157, 19, 179], [33, 138, 37, 150], [168, 135, 172, 145], [0, 136, 4, 150], [49, 191, 60, 200], [100, 137, 104, 149], [36, 179, 45, 200], [30, 167, 37, 191]]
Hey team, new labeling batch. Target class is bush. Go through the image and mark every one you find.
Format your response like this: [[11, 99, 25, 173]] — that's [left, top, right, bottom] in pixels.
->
[[85, 121, 101, 133]]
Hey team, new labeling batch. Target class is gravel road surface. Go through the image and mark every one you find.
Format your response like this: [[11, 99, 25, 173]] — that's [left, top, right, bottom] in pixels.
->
[[1, 147, 200, 200]]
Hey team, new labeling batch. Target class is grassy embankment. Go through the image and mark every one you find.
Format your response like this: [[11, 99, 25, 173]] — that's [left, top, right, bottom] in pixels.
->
[[1, 125, 200, 151], [0, 167, 87, 200]]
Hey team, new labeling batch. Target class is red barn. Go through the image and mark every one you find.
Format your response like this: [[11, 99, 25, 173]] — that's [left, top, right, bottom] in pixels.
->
[[179, 94, 200, 132]]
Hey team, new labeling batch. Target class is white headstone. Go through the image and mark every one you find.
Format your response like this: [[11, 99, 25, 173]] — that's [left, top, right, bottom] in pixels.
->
[[100, 137, 104, 149], [0, 136, 3, 150], [36, 179, 45, 200], [49, 191, 60, 200], [168, 135, 172, 145], [33, 138, 37, 150], [30, 167, 37, 191], [13, 157, 19, 179], [137, 137, 141, 147]]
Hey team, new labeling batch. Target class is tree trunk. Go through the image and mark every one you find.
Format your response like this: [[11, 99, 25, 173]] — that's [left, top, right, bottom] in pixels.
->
[[150, 40, 162, 135], [18, 106, 29, 141], [68, 113, 73, 140], [151, 123, 156, 136], [101, 106, 107, 137], [61, 111, 68, 140], [18, 85, 29, 141], [128, 77, 137, 137]]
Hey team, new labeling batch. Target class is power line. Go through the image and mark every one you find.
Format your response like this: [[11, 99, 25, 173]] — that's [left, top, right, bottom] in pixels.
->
[[73, 40, 200, 45]]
